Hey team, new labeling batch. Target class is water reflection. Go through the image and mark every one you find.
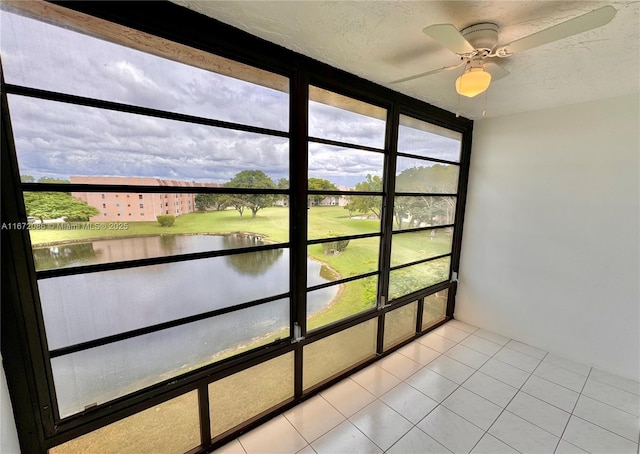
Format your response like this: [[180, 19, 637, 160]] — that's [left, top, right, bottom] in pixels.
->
[[223, 234, 283, 276]]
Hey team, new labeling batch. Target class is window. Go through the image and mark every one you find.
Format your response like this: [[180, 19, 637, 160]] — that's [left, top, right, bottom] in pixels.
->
[[0, 2, 471, 453], [306, 87, 385, 331]]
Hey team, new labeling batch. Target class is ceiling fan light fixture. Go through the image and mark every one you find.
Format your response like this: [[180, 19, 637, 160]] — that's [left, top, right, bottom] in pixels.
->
[[455, 67, 492, 97]]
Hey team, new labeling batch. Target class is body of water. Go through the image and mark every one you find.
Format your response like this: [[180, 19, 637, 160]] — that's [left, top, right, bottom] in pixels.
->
[[33, 234, 338, 417]]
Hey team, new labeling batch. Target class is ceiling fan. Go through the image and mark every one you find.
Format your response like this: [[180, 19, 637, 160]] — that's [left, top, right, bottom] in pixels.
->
[[391, 6, 617, 98]]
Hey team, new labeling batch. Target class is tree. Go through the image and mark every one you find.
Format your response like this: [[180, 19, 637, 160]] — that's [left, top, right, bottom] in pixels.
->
[[20, 175, 35, 183], [226, 170, 277, 219], [195, 193, 227, 211], [23, 192, 99, 222], [37, 177, 70, 184], [277, 178, 289, 189], [343, 174, 382, 219], [392, 165, 458, 228], [308, 178, 338, 206]]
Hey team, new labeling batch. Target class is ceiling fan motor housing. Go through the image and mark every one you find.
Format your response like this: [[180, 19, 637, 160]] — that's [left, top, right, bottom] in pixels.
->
[[460, 22, 499, 52]]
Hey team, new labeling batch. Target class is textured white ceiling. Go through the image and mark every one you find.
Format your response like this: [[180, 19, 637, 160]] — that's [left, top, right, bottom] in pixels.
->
[[172, 1, 639, 119]]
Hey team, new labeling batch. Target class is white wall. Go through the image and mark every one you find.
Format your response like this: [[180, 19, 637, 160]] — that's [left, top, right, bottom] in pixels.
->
[[457, 94, 640, 381], [1, 359, 20, 453]]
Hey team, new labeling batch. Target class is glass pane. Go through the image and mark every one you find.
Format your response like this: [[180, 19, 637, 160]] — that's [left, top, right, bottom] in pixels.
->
[[389, 257, 451, 301], [209, 353, 294, 438], [384, 301, 418, 350], [309, 196, 381, 240], [40, 253, 289, 349], [9, 96, 288, 185], [398, 114, 461, 162], [48, 392, 199, 454], [395, 157, 459, 193], [308, 237, 380, 283], [309, 142, 383, 188], [309, 86, 386, 148], [30, 223, 289, 273], [1, 11, 289, 131], [307, 276, 378, 331], [303, 318, 377, 390], [391, 229, 452, 267], [392, 196, 456, 231], [422, 290, 448, 330], [51, 299, 289, 417]]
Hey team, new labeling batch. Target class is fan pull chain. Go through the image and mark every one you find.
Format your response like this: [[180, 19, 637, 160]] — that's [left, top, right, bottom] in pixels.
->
[[482, 87, 489, 116]]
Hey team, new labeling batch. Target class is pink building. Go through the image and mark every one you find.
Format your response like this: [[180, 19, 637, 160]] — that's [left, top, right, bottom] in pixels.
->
[[70, 176, 219, 222]]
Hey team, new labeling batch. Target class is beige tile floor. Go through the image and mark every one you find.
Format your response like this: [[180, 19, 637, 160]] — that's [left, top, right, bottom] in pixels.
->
[[214, 320, 640, 454]]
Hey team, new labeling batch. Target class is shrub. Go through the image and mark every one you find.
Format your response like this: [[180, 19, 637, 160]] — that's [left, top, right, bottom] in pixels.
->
[[321, 232, 350, 255], [156, 215, 175, 227]]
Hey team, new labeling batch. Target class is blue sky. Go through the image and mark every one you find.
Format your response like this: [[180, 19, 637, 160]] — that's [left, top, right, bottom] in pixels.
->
[[1, 9, 460, 188]]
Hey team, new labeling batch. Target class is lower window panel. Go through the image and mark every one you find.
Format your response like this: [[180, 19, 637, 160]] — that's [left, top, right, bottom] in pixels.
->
[[52, 299, 289, 418], [388, 256, 450, 301], [383, 301, 418, 351], [48, 391, 200, 454], [209, 352, 294, 438], [303, 318, 377, 390], [422, 289, 449, 330]]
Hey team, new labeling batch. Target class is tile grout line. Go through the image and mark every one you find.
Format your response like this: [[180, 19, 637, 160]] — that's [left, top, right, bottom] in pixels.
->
[[552, 366, 592, 454], [468, 350, 551, 454]]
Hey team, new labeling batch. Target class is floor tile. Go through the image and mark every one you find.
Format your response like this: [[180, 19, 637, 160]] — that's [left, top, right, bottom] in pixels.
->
[[582, 377, 640, 417], [386, 427, 453, 454], [433, 324, 471, 342], [479, 358, 531, 388], [460, 335, 503, 356], [533, 362, 587, 392], [474, 328, 510, 346], [442, 387, 502, 430], [215, 439, 246, 454], [542, 353, 591, 377], [379, 382, 438, 423], [350, 364, 402, 397], [427, 355, 475, 385], [349, 400, 413, 451], [284, 395, 345, 443], [573, 395, 640, 442], [311, 420, 382, 454], [494, 347, 541, 373], [406, 367, 459, 402], [320, 378, 376, 418], [447, 319, 478, 333], [462, 371, 518, 407], [554, 439, 588, 454], [444, 344, 490, 369], [417, 333, 457, 353], [504, 339, 547, 360], [521, 375, 579, 413], [562, 416, 638, 454], [239, 415, 308, 454], [589, 368, 640, 396], [377, 351, 423, 380], [488, 411, 559, 454], [506, 391, 570, 436], [417, 405, 485, 454], [296, 446, 316, 454], [397, 341, 441, 366], [470, 434, 519, 454]]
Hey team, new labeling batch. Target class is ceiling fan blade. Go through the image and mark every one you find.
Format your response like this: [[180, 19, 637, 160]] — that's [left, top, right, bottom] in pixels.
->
[[484, 61, 510, 81], [497, 6, 616, 56], [423, 24, 475, 54], [389, 62, 466, 84]]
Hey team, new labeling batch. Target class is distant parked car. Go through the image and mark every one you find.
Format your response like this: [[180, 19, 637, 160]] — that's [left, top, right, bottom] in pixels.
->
[[27, 216, 38, 223]]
